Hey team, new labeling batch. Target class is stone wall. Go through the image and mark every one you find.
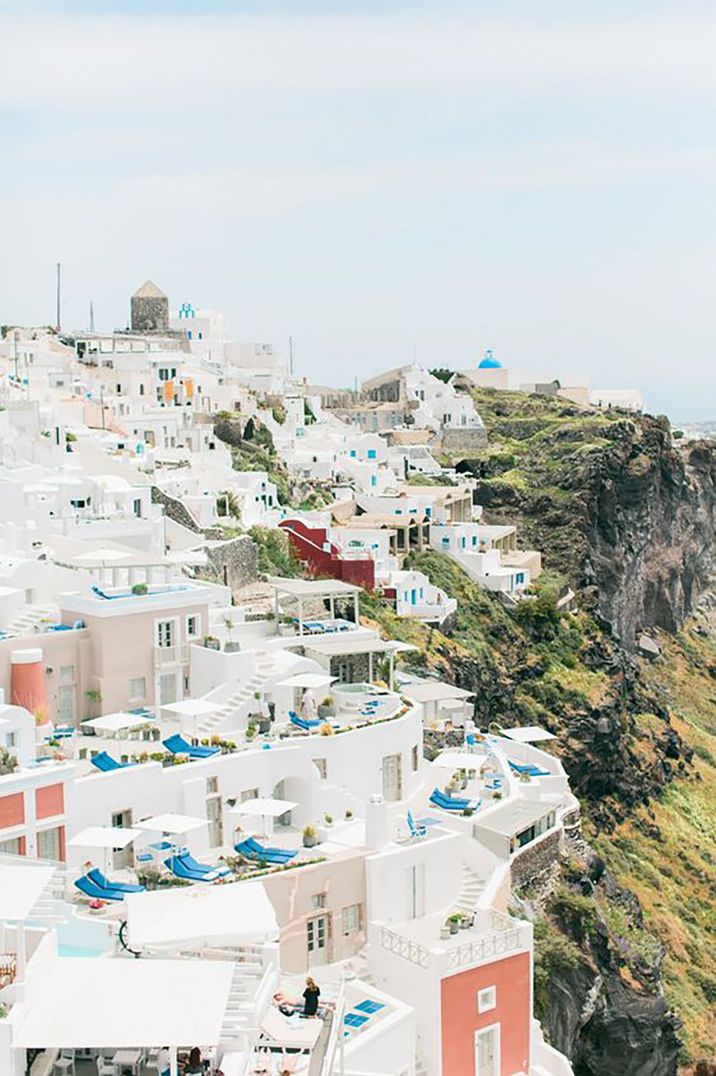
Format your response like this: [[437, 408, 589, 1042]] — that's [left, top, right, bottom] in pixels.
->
[[151, 486, 202, 532], [440, 426, 488, 455], [510, 828, 562, 889], [131, 295, 169, 333], [201, 536, 259, 593]]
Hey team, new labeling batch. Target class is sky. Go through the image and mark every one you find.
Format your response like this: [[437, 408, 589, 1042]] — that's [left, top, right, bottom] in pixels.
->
[[2, 1, 716, 420]]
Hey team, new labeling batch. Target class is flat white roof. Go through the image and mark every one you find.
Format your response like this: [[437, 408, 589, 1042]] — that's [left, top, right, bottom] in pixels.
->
[[475, 797, 560, 838], [13, 956, 233, 1048], [499, 725, 556, 744], [402, 681, 474, 703], [0, 864, 54, 921], [303, 637, 415, 656], [268, 575, 361, 597], [127, 880, 278, 948]]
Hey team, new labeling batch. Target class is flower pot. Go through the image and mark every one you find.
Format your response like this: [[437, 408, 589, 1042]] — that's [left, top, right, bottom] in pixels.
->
[[449, 920, 459, 935], [303, 835, 318, 848], [440, 926, 451, 940]]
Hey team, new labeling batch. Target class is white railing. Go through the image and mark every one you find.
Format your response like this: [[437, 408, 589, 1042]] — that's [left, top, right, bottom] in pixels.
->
[[322, 981, 346, 1075], [153, 643, 189, 666], [445, 925, 522, 970], [379, 926, 429, 969]]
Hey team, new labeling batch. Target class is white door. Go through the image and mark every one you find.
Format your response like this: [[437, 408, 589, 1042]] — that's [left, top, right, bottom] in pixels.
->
[[207, 795, 223, 848], [475, 1024, 500, 1076], [382, 754, 402, 802], [159, 672, 177, 705], [111, 809, 134, 870], [57, 685, 75, 724], [307, 915, 330, 967], [407, 863, 425, 919]]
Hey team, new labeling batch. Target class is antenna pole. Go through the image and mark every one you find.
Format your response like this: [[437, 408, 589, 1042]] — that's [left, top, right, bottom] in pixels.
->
[[55, 263, 61, 332], [289, 336, 294, 376], [89, 300, 95, 333]]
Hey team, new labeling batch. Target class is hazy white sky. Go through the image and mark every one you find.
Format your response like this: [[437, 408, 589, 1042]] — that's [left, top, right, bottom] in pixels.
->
[[2, 1, 716, 419]]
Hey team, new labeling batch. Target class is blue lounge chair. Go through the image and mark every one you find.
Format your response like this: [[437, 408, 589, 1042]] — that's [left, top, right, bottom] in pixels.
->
[[465, 733, 477, 749], [407, 810, 427, 838], [429, 788, 480, 812], [176, 852, 231, 878], [86, 868, 145, 894], [90, 750, 127, 772], [163, 734, 220, 759], [289, 713, 321, 731], [74, 875, 125, 902], [164, 856, 222, 883], [234, 837, 297, 864], [509, 761, 550, 777]]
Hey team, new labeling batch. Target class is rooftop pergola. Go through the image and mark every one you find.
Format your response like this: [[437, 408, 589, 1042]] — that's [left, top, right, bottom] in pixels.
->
[[268, 575, 361, 634], [302, 635, 415, 689]]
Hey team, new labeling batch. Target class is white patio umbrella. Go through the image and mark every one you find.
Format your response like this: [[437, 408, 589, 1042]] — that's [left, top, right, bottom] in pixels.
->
[[276, 673, 335, 689], [160, 698, 216, 737], [433, 751, 489, 770], [135, 813, 208, 856], [229, 797, 298, 839], [68, 825, 143, 874]]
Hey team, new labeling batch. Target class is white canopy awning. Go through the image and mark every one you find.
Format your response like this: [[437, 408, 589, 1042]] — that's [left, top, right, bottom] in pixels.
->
[[499, 725, 556, 744], [0, 864, 54, 921], [402, 681, 474, 703], [432, 752, 488, 770], [82, 712, 154, 734], [13, 956, 233, 1048], [126, 881, 278, 949], [135, 814, 207, 836], [68, 826, 143, 851], [229, 798, 298, 819]]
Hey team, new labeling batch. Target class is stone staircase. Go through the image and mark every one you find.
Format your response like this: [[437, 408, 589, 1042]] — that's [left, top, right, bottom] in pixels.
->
[[5, 603, 59, 636], [219, 957, 267, 1041], [196, 654, 277, 736], [450, 864, 485, 918]]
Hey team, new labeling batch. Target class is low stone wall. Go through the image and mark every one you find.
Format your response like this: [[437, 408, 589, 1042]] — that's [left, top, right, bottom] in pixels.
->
[[151, 486, 202, 532], [510, 828, 562, 889]]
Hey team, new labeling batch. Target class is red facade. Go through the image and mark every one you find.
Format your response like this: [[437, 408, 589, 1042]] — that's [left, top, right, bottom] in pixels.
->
[[279, 519, 375, 590]]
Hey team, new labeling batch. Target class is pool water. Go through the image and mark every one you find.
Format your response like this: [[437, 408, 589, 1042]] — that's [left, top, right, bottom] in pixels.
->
[[58, 943, 106, 958]]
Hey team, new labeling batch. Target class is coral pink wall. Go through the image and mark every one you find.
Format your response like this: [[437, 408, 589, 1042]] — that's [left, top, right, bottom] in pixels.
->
[[280, 519, 375, 590], [35, 783, 64, 820], [0, 792, 25, 830], [10, 660, 46, 714], [440, 952, 531, 1076]]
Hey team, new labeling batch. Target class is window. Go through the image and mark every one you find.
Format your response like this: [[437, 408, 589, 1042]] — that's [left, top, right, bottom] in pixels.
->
[[313, 758, 327, 779], [342, 903, 361, 936], [133, 498, 142, 517], [240, 788, 259, 803], [6, 731, 17, 750], [37, 826, 63, 861], [186, 615, 199, 638], [129, 677, 146, 701], [412, 744, 419, 771], [206, 776, 218, 794], [59, 665, 75, 684], [477, 986, 496, 1014], [311, 893, 326, 910], [0, 837, 22, 855], [156, 620, 174, 648]]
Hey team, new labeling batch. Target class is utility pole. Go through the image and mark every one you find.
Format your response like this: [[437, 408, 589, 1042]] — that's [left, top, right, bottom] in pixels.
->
[[55, 262, 61, 332], [89, 300, 95, 333], [100, 385, 106, 430], [289, 335, 294, 376]]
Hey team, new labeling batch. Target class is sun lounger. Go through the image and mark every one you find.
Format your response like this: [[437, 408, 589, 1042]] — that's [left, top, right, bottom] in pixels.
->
[[429, 787, 481, 812], [90, 750, 128, 772], [234, 837, 297, 864], [74, 875, 126, 902], [163, 734, 220, 759], [86, 868, 145, 894], [260, 1006, 322, 1050], [164, 856, 222, 883], [289, 713, 322, 731], [509, 761, 550, 777], [176, 851, 231, 877]]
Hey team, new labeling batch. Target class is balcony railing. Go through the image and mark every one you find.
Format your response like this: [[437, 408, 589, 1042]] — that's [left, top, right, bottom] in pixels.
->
[[153, 643, 189, 666], [379, 926, 429, 969], [445, 925, 522, 969]]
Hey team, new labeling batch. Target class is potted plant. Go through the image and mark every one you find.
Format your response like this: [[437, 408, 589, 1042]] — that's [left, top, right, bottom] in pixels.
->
[[131, 582, 148, 596], [317, 696, 334, 719], [459, 912, 473, 930], [324, 813, 334, 827], [245, 719, 258, 741], [302, 824, 318, 848], [447, 914, 461, 936], [344, 809, 353, 820], [224, 613, 240, 652], [203, 635, 221, 650], [84, 688, 102, 718], [0, 746, 18, 776], [462, 806, 474, 817], [492, 790, 503, 800], [319, 722, 334, 736]]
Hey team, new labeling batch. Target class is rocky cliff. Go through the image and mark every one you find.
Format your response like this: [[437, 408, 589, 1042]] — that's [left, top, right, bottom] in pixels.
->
[[457, 391, 716, 646]]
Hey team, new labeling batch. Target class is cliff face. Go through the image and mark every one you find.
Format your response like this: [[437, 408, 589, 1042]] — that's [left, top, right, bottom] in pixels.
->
[[458, 391, 716, 645]]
